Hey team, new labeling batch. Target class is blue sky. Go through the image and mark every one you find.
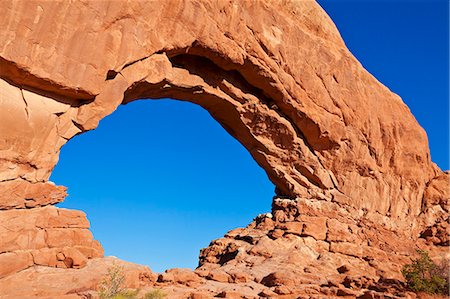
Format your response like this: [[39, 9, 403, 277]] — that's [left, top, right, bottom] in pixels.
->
[[53, 100, 274, 272], [318, 0, 449, 170], [51, 1, 449, 272]]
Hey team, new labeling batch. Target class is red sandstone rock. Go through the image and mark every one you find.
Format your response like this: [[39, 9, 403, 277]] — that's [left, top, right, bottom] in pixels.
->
[[188, 292, 214, 299], [0, 206, 102, 276], [327, 218, 357, 243], [0, 180, 67, 210], [215, 290, 242, 298], [206, 270, 230, 283], [0, 0, 440, 220], [260, 271, 299, 287], [0, 0, 448, 298], [158, 268, 202, 286], [301, 215, 327, 240], [0, 251, 33, 279], [423, 172, 449, 211], [0, 257, 156, 298], [228, 271, 252, 284]]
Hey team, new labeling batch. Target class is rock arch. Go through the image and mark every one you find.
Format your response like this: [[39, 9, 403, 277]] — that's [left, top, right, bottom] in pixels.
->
[[0, 1, 447, 297], [1, 0, 438, 216]]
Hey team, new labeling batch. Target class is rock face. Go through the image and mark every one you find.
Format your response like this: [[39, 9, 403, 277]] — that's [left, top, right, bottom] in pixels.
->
[[0, 0, 448, 298], [0, 206, 103, 279]]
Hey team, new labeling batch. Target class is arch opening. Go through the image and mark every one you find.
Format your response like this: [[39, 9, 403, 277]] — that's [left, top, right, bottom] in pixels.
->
[[109, 49, 338, 199], [51, 98, 275, 272]]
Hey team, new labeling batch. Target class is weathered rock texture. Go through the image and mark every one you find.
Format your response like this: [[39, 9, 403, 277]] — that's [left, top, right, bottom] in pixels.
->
[[0, 0, 448, 298]]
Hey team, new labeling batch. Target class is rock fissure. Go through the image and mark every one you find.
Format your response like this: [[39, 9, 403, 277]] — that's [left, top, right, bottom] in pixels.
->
[[19, 88, 30, 120]]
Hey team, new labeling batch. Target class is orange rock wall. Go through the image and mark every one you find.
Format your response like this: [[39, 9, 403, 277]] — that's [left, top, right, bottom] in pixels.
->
[[0, 0, 447, 288]]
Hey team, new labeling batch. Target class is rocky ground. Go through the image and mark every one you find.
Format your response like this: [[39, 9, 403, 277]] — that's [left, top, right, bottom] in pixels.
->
[[1, 192, 448, 298]]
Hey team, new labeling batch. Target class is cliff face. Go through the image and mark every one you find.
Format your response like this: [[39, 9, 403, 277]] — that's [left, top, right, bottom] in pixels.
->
[[0, 1, 448, 298]]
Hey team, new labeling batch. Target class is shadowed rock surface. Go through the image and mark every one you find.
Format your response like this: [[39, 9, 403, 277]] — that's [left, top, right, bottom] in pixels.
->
[[0, 0, 448, 298]]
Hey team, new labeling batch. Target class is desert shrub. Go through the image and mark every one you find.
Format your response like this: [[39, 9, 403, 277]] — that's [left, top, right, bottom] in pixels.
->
[[142, 289, 166, 299], [98, 264, 166, 299], [431, 258, 450, 294], [110, 289, 139, 299], [402, 250, 449, 295], [98, 263, 126, 299]]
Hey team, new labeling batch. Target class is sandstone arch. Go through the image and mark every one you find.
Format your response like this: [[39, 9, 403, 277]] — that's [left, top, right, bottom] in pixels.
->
[[1, 0, 439, 217], [0, 1, 448, 297]]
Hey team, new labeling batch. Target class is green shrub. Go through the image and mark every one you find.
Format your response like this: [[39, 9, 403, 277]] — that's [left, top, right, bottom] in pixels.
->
[[99, 264, 126, 299], [402, 250, 449, 295], [110, 289, 139, 299], [98, 263, 166, 299], [142, 289, 166, 299]]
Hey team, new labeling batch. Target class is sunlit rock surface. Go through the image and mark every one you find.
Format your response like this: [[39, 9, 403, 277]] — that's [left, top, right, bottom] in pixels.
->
[[0, 0, 447, 298]]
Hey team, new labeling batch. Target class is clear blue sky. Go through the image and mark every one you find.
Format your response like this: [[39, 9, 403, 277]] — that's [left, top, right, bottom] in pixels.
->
[[318, 0, 449, 170], [51, 1, 449, 273]]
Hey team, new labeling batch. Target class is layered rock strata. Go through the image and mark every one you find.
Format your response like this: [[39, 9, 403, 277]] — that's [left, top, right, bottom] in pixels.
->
[[0, 206, 103, 279], [2, 194, 448, 298], [0, 0, 448, 298]]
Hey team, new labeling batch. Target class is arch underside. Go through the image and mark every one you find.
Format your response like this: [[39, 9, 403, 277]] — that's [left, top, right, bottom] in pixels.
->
[[0, 40, 437, 222], [120, 49, 338, 197], [0, 0, 438, 223]]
